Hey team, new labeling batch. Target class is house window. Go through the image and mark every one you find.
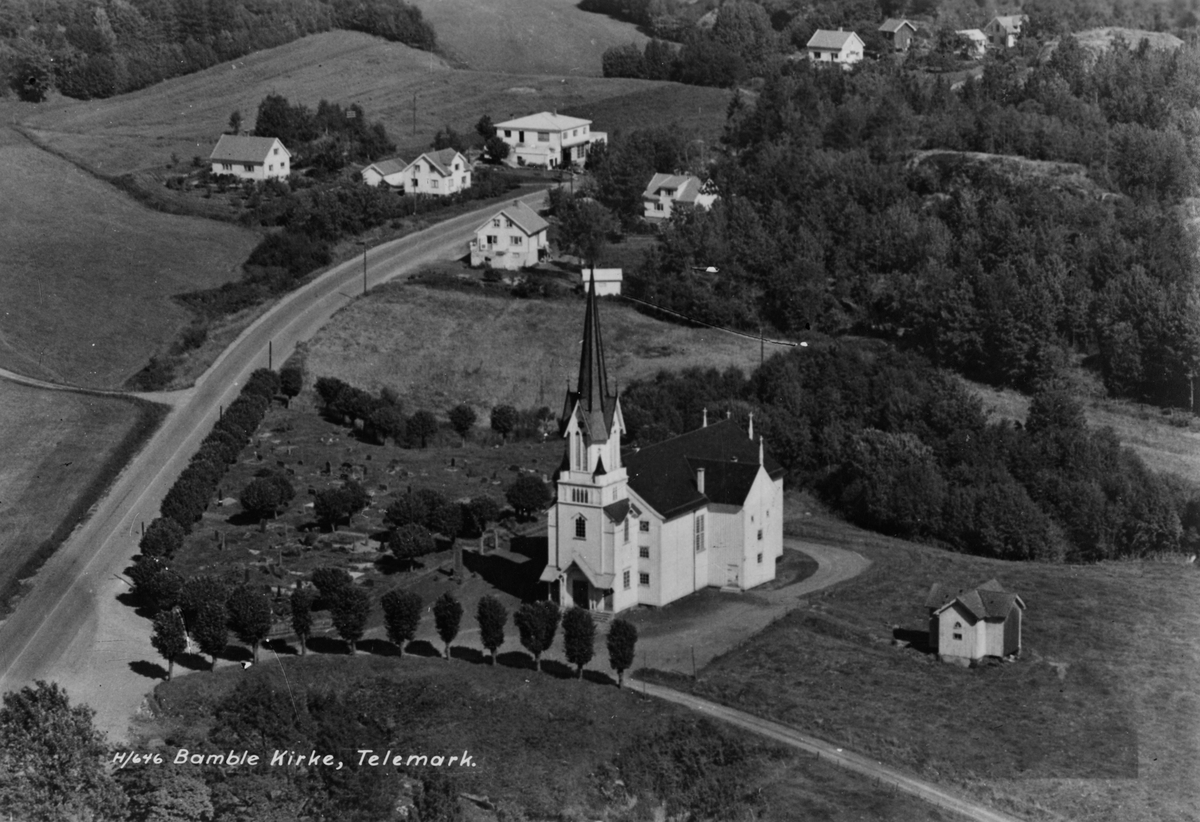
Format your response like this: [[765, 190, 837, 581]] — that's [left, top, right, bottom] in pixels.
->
[[654, 203, 664, 212], [510, 236, 523, 246], [273, 148, 279, 155], [268, 165, 273, 171], [639, 545, 649, 558], [639, 573, 650, 586], [639, 521, 649, 532], [623, 570, 630, 590], [462, 176, 468, 185], [221, 163, 232, 171], [538, 131, 549, 142], [243, 164, 254, 172], [486, 235, 497, 246], [504, 129, 511, 137], [411, 179, 419, 189], [518, 131, 525, 142], [431, 180, 438, 189], [571, 488, 588, 504], [624, 518, 630, 543], [575, 517, 586, 539], [757, 529, 763, 541], [694, 514, 705, 553], [757, 553, 763, 564], [453, 163, 460, 170], [953, 621, 962, 641], [505, 218, 514, 228], [493, 218, 501, 227]]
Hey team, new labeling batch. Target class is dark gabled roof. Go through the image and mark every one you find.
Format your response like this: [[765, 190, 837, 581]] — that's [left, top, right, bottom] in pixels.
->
[[927, 579, 1024, 621], [624, 419, 783, 520], [364, 158, 408, 177], [879, 18, 916, 33], [604, 499, 630, 523], [209, 134, 288, 164]]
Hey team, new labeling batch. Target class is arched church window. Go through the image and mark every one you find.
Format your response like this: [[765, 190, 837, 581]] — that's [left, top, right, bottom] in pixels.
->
[[575, 517, 587, 539]]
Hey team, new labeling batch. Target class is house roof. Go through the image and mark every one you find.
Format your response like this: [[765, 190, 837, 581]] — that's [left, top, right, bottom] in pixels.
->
[[625, 419, 784, 520], [495, 112, 592, 133], [879, 18, 916, 33], [410, 148, 466, 177], [209, 134, 288, 164], [986, 15, 1027, 32], [567, 554, 614, 589], [363, 158, 408, 177], [476, 200, 550, 237], [806, 29, 863, 50], [642, 173, 717, 205], [957, 28, 988, 41], [927, 579, 1025, 621]]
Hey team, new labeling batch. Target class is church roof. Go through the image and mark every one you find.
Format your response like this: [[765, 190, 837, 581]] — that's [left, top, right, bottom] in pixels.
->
[[624, 419, 783, 520], [562, 279, 619, 440]]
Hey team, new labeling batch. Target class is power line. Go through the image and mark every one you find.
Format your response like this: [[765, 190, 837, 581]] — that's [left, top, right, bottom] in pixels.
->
[[614, 293, 801, 349]]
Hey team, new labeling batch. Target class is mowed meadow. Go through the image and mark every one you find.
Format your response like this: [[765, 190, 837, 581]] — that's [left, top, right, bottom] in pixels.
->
[[0, 382, 162, 615], [304, 282, 768, 413], [0, 119, 257, 388], [20, 30, 731, 177]]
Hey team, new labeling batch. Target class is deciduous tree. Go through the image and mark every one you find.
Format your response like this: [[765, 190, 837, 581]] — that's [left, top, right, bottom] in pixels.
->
[[607, 618, 638, 687], [407, 409, 439, 448], [448, 404, 477, 443], [151, 610, 188, 681], [139, 517, 185, 560], [290, 585, 316, 656], [226, 585, 273, 663], [192, 601, 228, 670], [381, 589, 422, 655], [513, 600, 560, 671], [432, 592, 463, 659], [490, 404, 518, 441], [330, 586, 371, 654], [562, 607, 596, 678], [476, 595, 507, 664], [506, 475, 551, 520]]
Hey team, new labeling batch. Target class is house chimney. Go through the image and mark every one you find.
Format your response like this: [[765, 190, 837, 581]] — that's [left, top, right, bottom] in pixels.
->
[[748, 412, 754, 440], [697, 467, 706, 494], [726, 409, 731, 419], [702, 407, 708, 428]]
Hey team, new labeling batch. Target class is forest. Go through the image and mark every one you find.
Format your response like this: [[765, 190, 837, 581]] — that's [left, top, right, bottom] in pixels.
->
[[585, 30, 1200, 409], [0, 0, 435, 101]]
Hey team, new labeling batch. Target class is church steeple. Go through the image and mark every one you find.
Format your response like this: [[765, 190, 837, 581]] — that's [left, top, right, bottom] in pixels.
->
[[564, 278, 618, 440]]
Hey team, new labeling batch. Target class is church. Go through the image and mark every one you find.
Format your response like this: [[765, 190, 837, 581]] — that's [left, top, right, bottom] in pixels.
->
[[540, 282, 786, 613]]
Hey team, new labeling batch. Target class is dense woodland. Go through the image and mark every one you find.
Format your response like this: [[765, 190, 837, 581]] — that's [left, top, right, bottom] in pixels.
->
[[0, 0, 435, 101], [586, 32, 1200, 409]]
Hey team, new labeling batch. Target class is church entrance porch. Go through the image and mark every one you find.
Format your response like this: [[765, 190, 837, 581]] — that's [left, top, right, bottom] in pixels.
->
[[573, 580, 589, 609]]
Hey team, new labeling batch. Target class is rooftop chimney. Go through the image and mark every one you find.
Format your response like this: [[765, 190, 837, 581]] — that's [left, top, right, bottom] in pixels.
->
[[697, 467, 706, 494]]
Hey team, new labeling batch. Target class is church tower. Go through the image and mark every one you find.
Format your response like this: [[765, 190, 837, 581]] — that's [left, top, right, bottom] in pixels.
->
[[543, 280, 629, 611]]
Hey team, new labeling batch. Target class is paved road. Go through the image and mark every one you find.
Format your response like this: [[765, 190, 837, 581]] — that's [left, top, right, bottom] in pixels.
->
[[0, 191, 547, 739]]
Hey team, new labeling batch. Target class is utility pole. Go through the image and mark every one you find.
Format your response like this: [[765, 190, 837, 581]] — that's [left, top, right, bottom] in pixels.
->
[[412, 93, 417, 136]]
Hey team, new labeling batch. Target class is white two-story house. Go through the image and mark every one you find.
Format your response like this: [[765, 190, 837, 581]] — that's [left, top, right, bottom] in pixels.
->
[[361, 158, 408, 188], [805, 30, 865, 67], [494, 112, 608, 169], [400, 149, 471, 196], [642, 174, 719, 221], [469, 200, 550, 270], [209, 135, 290, 181]]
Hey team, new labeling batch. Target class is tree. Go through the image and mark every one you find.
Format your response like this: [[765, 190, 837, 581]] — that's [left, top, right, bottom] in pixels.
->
[[141, 567, 184, 615], [226, 585, 273, 663], [10, 52, 53, 103], [381, 589, 423, 655], [330, 586, 371, 653], [367, 403, 406, 444], [475, 114, 497, 140], [139, 517, 185, 560], [482, 135, 510, 163], [562, 607, 596, 678], [448, 404, 477, 443], [151, 610, 188, 681], [607, 618, 638, 687], [239, 477, 285, 523], [558, 197, 619, 271], [290, 585, 316, 656], [279, 365, 303, 406], [490, 404, 518, 441], [228, 109, 243, 135], [0, 682, 127, 821], [432, 592, 463, 659], [513, 600, 560, 671], [192, 601, 228, 670], [476, 595, 508, 664], [506, 475, 552, 520], [389, 522, 436, 567], [408, 409, 439, 448], [314, 484, 368, 530], [311, 566, 353, 601], [432, 124, 468, 152], [178, 574, 229, 631]]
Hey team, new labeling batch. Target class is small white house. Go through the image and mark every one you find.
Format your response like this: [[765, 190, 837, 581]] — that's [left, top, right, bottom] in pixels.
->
[[956, 29, 989, 58], [642, 174, 719, 221], [983, 15, 1027, 48], [806, 30, 865, 67], [399, 149, 471, 196], [470, 200, 550, 270], [494, 112, 608, 169], [582, 268, 622, 296], [209, 135, 290, 181], [361, 158, 408, 188], [926, 579, 1025, 665]]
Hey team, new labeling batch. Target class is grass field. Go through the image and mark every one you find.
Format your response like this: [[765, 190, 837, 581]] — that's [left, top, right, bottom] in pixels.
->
[[20, 31, 728, 178], [0, 382, 164, 615], [644, 499, 1200, 822], [410, 0, 648, 74], [965, 379, 1200, 486], [0, 119, 257, 388], [303, 280, 768, 414], [136, 652, 951, 821]]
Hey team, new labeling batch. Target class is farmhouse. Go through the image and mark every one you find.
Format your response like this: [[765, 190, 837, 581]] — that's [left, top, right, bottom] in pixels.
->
[[541, 282, 785, 614], [361, 158, 408, 188], [925, 579, 1025, 665], [494, 112, 607, 168], [983, 15, 1027, 48], [878, 19, 918, 51], [956, 29, 989, 58], [581, 268, 622, 296], [209, 135, 290, 181], [469, 200, 549, 270], [399, 149, 472, 196], [642, 174, 719, 221], [805, 30, 865, 67]]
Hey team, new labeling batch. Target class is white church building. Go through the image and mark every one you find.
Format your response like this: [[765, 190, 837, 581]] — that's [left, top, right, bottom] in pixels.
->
[[540, 283, 785, 613]]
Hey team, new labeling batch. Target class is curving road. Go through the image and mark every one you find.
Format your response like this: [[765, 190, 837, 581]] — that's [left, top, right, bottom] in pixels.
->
[[0, 190, 547, 738]]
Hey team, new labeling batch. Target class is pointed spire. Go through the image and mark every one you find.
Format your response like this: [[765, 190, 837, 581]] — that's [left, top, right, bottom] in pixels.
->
[[575, 277, 612, 437], [748, 411, 754, 440]]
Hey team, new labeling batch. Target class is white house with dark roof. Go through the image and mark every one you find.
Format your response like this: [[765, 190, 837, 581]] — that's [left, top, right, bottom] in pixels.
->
[[642, 173, 719, 221], [469, 200, 550, 270], [925, 579, 1025, 665], [541, 282, 785, 614], [806, 30, 865, 66], [879, 19, 918, 51], [361, 158, 408, 188], [983, 15, 1027, 48], [956, 29, 989, 58], [399, 148, 471, 196], [209, 135, 290, 181], [494, 112, 608, 169]]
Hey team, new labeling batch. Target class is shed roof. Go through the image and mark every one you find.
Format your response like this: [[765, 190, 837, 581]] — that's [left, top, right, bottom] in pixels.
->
[[209, 134, 288, 164], [879, 18, 917, 33]]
